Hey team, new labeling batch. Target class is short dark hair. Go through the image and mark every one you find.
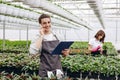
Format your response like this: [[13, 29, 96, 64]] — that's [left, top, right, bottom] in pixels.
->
[[38, 14, 51, 24], [95, 30, 105, 43]]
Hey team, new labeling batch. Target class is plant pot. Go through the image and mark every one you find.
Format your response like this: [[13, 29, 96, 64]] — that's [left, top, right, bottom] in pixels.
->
[[102, 50, 107, 56], [99, 73, 115, 80], [82, 71, 89, 79], [88, 72, 98, 79]]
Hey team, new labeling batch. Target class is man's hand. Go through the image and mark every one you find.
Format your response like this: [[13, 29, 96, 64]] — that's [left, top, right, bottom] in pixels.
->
[[29, 53, 39, 59], [39, 28, 45, 36], [62, 49, 70, 57]]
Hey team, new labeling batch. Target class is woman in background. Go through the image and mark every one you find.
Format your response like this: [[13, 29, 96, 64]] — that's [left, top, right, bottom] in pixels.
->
[[88, 30, 106, 56]]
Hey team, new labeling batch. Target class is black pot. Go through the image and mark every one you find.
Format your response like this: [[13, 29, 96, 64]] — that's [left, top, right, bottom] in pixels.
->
[[99, 73, 115, 80], [102, 50, 108, 56], [88, 72, 98, 79]]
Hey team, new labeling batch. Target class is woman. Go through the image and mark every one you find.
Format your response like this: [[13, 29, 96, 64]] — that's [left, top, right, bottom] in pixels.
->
[[88, 30, 106, 56], [29, 14, 70, 79]]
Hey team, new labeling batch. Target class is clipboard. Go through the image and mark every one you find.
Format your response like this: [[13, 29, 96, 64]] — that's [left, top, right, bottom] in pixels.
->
[[52, 41, 74, 55]]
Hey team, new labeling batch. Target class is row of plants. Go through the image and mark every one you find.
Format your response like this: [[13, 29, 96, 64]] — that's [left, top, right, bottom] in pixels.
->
[[0, 53, 72, 80], [0, 71, 41, 80], [0, 40, 119, 79], [71, 41, 88, 49], [1, 53, 120, 78], [103, 42, 118, 56], [0, 40, 117, 56], [0, 40, 118, 55], [0, 71, 71, 80], [70, 41, 118, 56], [0, 53, 39, 71], [0, 39, 30, 53], [62, 55, 120, 76]]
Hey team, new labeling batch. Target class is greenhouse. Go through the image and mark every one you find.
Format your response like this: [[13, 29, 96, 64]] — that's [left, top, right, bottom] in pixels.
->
[[0, 0, 120, 80]]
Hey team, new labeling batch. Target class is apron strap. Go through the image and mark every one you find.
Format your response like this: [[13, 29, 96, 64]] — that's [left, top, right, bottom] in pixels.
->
[[53, 34, 59, 40]]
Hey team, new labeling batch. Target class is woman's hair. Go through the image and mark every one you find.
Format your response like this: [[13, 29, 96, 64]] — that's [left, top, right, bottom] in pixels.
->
[[38, 14, 51, 24], [95, 30, 105, 43]]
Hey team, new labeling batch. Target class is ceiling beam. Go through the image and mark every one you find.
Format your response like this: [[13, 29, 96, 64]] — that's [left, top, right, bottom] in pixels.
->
[[87, 0, 105, 29], [21, 0, 92, 30]]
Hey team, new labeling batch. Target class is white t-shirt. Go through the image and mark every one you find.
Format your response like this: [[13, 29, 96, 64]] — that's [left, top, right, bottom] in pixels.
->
[[88, 37, 103, 49], [29, 32, 63, 54]]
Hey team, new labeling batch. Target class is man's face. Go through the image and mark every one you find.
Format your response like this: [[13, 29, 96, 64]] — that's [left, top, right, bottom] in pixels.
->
[[40, 18, 51, 32]]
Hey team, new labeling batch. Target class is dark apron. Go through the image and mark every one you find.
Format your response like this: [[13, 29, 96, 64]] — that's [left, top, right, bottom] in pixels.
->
[[39, 36, 63, 77]]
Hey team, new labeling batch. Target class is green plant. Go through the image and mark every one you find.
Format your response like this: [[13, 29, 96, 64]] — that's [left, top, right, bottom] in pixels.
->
[[102, 45, 108, 50]]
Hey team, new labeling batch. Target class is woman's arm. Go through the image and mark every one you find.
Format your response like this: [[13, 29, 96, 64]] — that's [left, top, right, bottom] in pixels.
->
[[88, 44, 93, 52], [88, 44, 101, 52]]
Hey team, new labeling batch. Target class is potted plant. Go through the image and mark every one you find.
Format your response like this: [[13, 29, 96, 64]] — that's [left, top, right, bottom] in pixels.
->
[[102, 45, 108, 55]]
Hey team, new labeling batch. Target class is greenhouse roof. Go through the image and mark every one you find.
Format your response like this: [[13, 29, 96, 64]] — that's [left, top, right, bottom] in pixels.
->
[[51, 0, 120, 29], [0, 0, 120, 30]]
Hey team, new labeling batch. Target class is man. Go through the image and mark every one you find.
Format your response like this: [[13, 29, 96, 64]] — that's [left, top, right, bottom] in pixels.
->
[[29, 14, 70, 79]]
